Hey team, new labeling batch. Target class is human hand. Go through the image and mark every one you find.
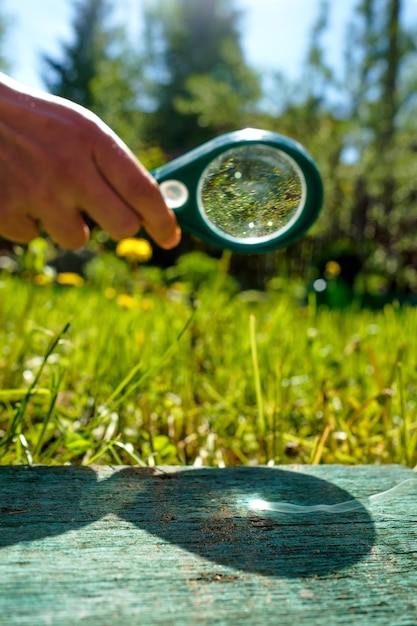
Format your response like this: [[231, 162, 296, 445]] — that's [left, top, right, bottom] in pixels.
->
[[0, 73, 181, 250]]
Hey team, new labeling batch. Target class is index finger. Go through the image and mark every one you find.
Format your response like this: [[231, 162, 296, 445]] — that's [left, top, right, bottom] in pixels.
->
[[92, 129, 181, 249]]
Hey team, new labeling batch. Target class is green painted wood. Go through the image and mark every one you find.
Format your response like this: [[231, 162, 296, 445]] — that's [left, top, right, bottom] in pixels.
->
[[0, 464, 416, 626]]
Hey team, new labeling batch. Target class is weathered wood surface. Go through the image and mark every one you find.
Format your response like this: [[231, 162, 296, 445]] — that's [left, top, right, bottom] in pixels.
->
[[0, 464, 416, 626]]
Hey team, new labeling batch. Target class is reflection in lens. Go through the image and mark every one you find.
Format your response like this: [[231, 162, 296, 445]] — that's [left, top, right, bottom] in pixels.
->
[[198, 145, 305, 241]]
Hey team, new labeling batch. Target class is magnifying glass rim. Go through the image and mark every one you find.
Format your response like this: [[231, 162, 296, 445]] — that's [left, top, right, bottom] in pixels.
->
[[152, 128, 323, 254], [195, 144, 308, 246]]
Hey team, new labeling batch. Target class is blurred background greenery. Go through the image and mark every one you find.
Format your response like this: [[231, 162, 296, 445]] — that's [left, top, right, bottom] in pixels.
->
[[1, 0, 417, 299]]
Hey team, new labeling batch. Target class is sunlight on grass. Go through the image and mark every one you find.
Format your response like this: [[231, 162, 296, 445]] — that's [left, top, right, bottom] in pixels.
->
[[0, 267, 416, 468]]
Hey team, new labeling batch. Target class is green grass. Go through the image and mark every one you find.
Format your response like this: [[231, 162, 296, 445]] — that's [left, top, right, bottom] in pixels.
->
[[0, 266, 416, 468]]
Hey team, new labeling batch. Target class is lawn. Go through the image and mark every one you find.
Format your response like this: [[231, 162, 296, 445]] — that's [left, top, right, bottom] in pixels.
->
[[0, 248, 416, 468]]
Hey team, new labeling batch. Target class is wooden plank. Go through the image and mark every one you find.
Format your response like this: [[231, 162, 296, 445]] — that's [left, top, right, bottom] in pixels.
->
[[0, 464, 416, 626]]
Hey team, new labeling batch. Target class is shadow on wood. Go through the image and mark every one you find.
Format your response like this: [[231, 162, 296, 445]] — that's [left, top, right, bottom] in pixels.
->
[[0, 465, 376, 578]]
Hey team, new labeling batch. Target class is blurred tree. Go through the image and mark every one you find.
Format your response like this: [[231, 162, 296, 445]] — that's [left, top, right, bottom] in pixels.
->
[[342, 0, 417, 293], [42, 0, 122, 108], [140, 0, 261, 154]]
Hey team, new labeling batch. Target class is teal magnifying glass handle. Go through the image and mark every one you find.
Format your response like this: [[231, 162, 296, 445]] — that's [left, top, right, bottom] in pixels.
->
[[152, 128, 323, 254]]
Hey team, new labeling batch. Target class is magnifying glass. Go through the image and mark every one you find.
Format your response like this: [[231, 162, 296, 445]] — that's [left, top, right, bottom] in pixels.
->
[[152, 128, 323, 254]]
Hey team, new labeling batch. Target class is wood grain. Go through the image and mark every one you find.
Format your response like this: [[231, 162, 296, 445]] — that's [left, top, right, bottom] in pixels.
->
[[0, 464, 416, 625]]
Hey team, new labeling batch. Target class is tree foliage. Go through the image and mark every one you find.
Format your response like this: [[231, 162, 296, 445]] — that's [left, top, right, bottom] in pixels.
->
[[335, 0, 417, 292], [140, 0, 261, 153], [42, 0, 123, 108]]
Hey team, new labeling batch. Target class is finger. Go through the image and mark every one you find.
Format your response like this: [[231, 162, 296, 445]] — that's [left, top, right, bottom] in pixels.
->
[[40, 209, 90, 250], [80, 179, 143, 241], [0, 213, 40, 244], [140, 180, 182, 250], [92, 132, 181, 249]]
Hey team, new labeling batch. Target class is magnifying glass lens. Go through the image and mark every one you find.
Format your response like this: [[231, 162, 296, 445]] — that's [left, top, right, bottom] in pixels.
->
[[198, 145, 305, 241]]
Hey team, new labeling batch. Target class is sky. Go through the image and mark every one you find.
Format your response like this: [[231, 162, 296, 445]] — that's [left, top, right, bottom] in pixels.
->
[[2, 0, 417, 92]]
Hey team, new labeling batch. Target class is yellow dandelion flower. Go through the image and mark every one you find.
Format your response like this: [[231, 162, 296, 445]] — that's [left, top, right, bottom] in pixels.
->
[[56, 272, 84, 287], [115, 238, 152, 263], [325, 261, 341, 278], [116, 294, 135, 309]]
